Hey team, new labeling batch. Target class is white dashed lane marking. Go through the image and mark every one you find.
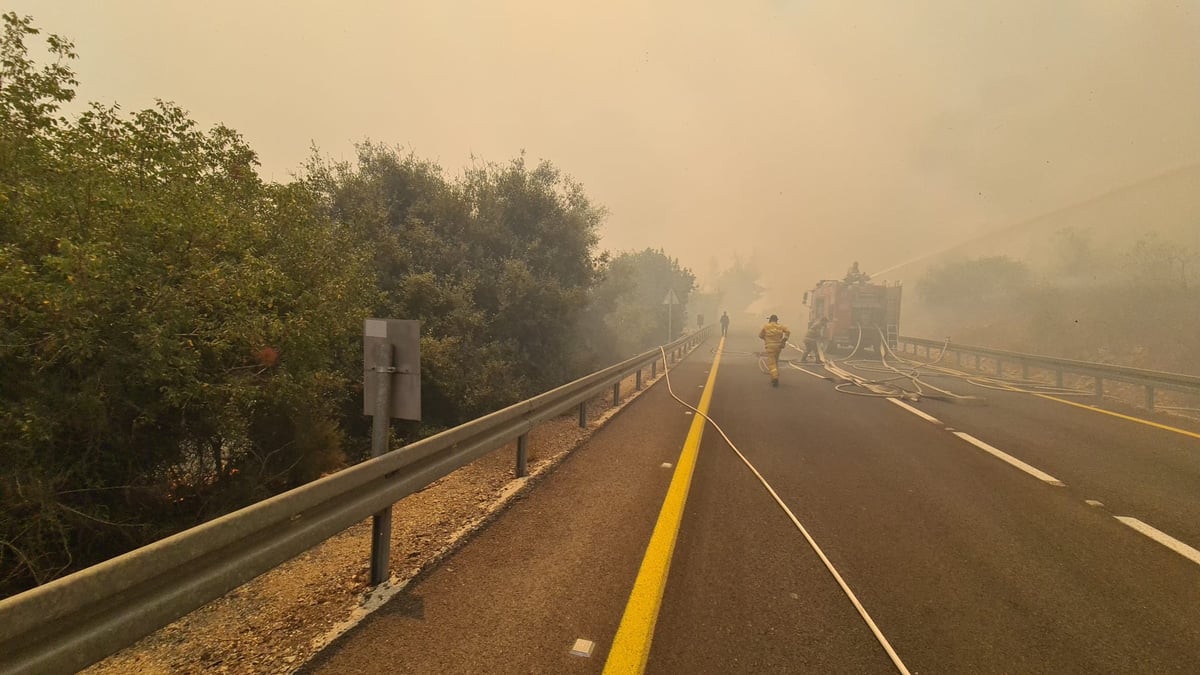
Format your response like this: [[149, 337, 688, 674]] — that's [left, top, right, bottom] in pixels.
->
[[887, 398, 942, 424], [1115, 517, 1200, 567], [884, 397, 1065, 487], [886, 395, 1200, 573], [952, 431, 1066, 487]]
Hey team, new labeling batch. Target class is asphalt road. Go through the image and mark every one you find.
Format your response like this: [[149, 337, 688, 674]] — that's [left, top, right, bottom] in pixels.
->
[[650, 331, 1200, 674], [306, 328, 1200, 674], [303, 341, 716, 675]]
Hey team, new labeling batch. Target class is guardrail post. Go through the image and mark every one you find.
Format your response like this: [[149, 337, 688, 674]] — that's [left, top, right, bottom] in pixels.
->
[[1146, 386, 1156, 411], [578, 402, 587, 428], [636, 368, 643, 390], [612, 381, 621, 407], [516, 433, 528, 477], [369, 343, 394, 587], [1095, 377, 1104, 400], [652, 360, 658, 378]]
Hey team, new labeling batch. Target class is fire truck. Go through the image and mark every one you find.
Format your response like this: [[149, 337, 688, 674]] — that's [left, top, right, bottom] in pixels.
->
[[803, 265, 902, 354]]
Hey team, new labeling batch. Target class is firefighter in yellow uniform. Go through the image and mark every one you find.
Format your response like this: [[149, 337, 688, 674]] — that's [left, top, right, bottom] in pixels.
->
[[758, 314, 791, 387]]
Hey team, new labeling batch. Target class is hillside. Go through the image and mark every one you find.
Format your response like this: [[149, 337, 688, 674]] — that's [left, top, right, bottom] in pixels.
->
[[900, 164, 1200, 375]]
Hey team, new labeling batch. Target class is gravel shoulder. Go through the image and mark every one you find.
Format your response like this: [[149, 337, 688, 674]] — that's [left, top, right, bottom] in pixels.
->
[[84, 367, 669, 675]]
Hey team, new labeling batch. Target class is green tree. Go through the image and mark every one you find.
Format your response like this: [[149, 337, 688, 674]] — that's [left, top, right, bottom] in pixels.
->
[[917, 256, 1031, 316], [584, 248, 698, 359], [305, 145, 605, 433], [0, 13, 683, 599], [1125, 232, 1197, 291], [714, 255, 764, 317], [1, 14, 374, 595], [1051, 226, 1097, 277]]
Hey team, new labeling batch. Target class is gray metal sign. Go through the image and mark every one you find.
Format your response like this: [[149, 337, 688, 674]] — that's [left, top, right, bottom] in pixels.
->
[[363, 318, 421, 420]]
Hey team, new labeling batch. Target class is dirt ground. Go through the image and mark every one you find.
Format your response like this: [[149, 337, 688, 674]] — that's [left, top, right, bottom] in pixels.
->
[[83, 366, 670, 675]]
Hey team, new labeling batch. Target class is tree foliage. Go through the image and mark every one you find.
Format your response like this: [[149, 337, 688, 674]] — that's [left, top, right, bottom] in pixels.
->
[[582, 248, 697, 360], [1124, 232, 1197, 291], [1, 14, 374, 594], [304, 145, 605, 433], [714, 255, 764, 316], [916, 256, 1031, 316], [1050, 226, 1099, 278], [0, 14, 693, 599]]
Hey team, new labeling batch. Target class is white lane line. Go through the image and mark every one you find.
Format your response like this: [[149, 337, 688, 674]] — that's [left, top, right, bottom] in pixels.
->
[[887, 398, 942, 425], [787, 362, 827, 379], [1115, 517, 1200, 566], [888, 399, 1065, 488], [952, 431, 1066, 487]]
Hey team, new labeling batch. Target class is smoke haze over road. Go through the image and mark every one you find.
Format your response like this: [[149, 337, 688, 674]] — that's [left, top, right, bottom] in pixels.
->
[[13, 1, 1200, 311]]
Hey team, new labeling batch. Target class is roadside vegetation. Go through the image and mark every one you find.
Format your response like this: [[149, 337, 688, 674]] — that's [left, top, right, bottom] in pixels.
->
[[0, 14, 710, 597], [914, 228, 1199, 374]]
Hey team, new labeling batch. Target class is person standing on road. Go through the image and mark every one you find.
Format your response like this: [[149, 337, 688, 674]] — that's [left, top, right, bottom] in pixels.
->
[[802, 317, 827, 363], [720, 311, 730, 337], [758, 314, 790, 387]]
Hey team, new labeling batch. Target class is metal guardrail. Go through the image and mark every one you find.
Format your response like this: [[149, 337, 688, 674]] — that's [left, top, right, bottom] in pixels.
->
[[0, 327, 712, 675], [898, 336, 1200, 409]]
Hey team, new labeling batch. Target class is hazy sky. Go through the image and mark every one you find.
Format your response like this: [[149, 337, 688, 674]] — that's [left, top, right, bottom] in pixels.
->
[[12, 1, 1200, 309]]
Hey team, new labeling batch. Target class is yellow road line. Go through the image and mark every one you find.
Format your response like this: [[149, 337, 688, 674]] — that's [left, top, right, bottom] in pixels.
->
[[603, 339, 724, 674], [922, 362, 1199, 441], [1036, 394, 1200, 440]]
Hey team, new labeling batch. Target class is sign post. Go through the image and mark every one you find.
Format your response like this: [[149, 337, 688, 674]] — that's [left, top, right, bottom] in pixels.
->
[[663, 288, 679, 343], [363, 319, 421, 586]]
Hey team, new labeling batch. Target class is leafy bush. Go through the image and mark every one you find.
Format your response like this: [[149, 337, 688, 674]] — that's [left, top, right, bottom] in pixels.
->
[[1, 13, 374, 594]]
